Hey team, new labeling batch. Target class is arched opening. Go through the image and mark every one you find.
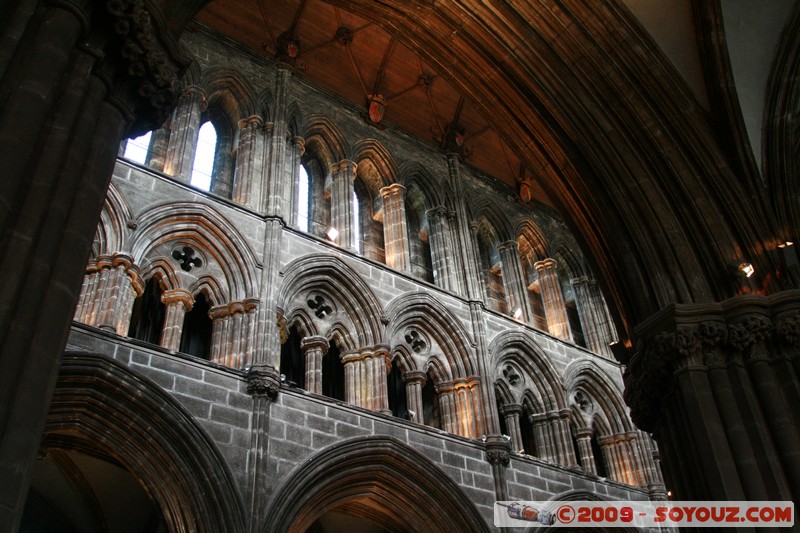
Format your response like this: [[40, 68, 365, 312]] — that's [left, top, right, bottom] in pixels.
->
[[476, 221, 506, 314], [191, 121, 218, 192], [566, 299, 586, 348], [421, 372, 440, 430], [263, 437, 491, 532], [121, 130, 153, 165], [405, 191, 434, 283], [520, 408, 536, 456], [591, 433, 608, 478], [387, 358, 408, 419], [179, 292, 212, 359], [297, 164, 310, 232], [128, 277, 165, 345], [40, 354, 246, 532], [22, 447, 167, 533], [280, 325, 305, 389], [322, 341, 345, 401]]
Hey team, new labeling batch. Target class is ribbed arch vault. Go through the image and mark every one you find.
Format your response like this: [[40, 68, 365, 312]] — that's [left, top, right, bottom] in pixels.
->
[[129, 203, 259, 303], [278, 254, 384, 348], [489, 330, 566, 412], [44, 353, 246, 533], [384, 292, 475, 377], [262, 436, 491, 532]]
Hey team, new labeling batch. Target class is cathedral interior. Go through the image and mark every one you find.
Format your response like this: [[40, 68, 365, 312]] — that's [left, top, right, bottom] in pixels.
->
[[1, 1, 798, 532]]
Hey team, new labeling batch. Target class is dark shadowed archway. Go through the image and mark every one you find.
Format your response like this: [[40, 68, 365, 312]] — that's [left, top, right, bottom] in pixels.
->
[[40, 353, 246, 533], [263, 436, 491, 532]]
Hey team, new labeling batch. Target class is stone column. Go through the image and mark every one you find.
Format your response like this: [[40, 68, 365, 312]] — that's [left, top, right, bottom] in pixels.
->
[[74, 253, 144, 335], [426, 206, 456, 290], [146, 125, 170, 172], [232, 115, 264, 210], [575, 427, 597, 474], [624, 291, 800, 501], [160, 289, 194, 351], [558, 408, 579, 467], [263, 64, 294, 217], [571, 276, 615, 356], [0, 2, 199, 528], [501, 403, 524, 453], [531, 413, 551, 460], [534, 258, 571, 340], [485, 435, 512, 501], [446, 154, 482, 299], [498, 241, 534, 322], [437, 382, 456, 433], [330, 160, 357, 250], [163, 85, 207, 182], [380, 184, 411, 272], [403, 371, 426, 424], [301, 336, 329, 395], [341, 346, 390, 412]]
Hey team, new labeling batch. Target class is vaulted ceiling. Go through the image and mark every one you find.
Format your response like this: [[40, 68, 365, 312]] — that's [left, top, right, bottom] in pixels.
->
[[195, 0, 550, 204]]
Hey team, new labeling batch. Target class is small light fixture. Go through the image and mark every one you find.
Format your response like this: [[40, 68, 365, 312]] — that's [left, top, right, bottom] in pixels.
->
[[512, 307, 523, 320], [326, 227, 339, 241], [738, 262, 755, 278], [667, 491, 672, 497]]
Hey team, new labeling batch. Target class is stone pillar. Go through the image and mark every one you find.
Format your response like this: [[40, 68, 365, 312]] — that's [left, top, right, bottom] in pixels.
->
[[571, 276, 615, 356], [558, 408, 579, 467], [446, 154, 482, 299], [146, 125, 170, 172], [534, 258, 571, 340], [624, 291, 800, 501], [301, 336, 328, 395], [160, 289, 193, 351], [330, 160, 357, 250], [485, 435, 512, 501], [531, 413, 551, 460], [262, 64, 296, 218], [426, 206, 456, 290], [232, 115, 264, 210], [498, 241, 534, 322], [74, 253, 144, 335], [0, 2, 199, 529], [403, 371, 426, 424], [245, 368, 280, 533], [163, 85, 207, 182], [575, 427, 597, 474], [501, 403, 524, 453], [469, 302, 501, 435], [380, 183, 411, 272], [597, 435, 621, 482], [437, 382, 456, 433], [341, 346, 390, 412], [251, 218, 284, 379], [208, 299, 258, 369]]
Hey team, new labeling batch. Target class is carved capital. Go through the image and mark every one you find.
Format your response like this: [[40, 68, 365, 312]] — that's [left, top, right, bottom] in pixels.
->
[[485, 435, 512, 466], [245, 367, 280, 399]]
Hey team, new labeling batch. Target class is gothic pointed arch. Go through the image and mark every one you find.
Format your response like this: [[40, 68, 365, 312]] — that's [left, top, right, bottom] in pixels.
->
[[303, 114, 351, 167], [129, 202, 258, 302], [262, 436, 491, 532], [94, 182, 133, 257], [516, 219, 549, 262], [353, 138, 399, 190], [488, 330, 566, 412], [564, 360, 631, 435], [199, 66, 258, 119], [397, 160, 444, 208], [384, 292, 475, 377], [278, 254, 384, 347], [764, 2, 800, 248], [44, 353, 246, 533]]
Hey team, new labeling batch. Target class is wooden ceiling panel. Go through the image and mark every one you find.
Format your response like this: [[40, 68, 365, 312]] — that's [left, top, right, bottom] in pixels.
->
[[195, 0, 553, 204]]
